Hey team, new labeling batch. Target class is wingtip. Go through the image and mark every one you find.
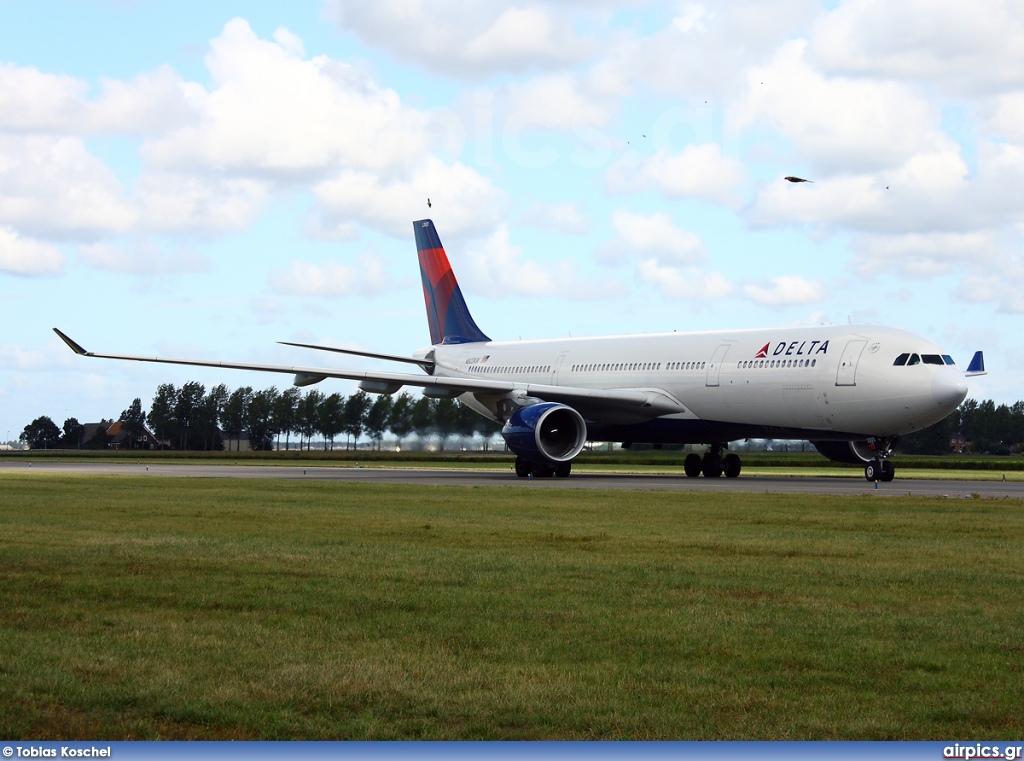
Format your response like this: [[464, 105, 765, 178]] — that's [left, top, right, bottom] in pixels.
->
[[53, 327, 89, 355]]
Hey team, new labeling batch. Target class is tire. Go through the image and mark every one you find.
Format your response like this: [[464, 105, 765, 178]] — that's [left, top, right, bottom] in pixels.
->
[[701, 453, 723, 478], [864, 461, 880, 481], [515, 457, 531, 478], [723, 453, 741, 478], [684, 453, 702, 478], [555, 461, 572, 478], [880, 460, 895, 482], [532, 464, 555, 478]]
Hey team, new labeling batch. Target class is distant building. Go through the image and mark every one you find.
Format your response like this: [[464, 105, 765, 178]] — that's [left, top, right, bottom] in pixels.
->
[[220, 430, 251, 452], [950, 433, 968, 454], [81, 421, 163, 450]]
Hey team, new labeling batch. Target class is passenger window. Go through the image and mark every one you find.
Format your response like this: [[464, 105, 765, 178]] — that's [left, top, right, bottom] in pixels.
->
[[922, 354, 944, 365], [907, 354, 921, 365], [893, 353, 909, 366]]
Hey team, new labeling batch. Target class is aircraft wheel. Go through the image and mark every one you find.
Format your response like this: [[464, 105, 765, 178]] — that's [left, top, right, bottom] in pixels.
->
[[532, 464, 555, 478], [880, 461, 895, 482], [515, 457, 531, 478], [723, 453, 742, 478], [684, 453, 702, 478], [864, 460, 881, 481], [701, 453, 723, 478], [555, 461, 572, 478]]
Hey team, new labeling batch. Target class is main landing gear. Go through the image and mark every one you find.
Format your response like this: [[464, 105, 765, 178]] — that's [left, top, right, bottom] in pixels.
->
[[684, 445, 741, 478], [515, 456, 571, 478]]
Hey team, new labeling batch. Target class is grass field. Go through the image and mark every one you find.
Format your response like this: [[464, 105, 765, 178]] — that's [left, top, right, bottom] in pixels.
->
[[2, 473, 1022, 739]]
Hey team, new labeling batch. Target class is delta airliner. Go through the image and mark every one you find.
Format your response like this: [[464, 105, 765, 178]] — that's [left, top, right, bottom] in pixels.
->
[[55, 219, 984, 481]]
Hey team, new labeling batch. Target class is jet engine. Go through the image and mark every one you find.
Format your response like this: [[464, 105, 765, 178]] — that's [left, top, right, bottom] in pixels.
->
[[811, 439, 882, 464], [501, 403, 587, 465]]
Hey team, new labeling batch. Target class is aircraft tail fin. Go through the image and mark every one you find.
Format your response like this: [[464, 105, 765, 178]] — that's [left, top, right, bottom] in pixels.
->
[[965, 350, 987, 377], [414, 219, 490, 345]]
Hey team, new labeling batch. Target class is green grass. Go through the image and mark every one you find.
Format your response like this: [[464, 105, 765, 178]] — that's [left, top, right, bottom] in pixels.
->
[[1, 474, 1023, 739]]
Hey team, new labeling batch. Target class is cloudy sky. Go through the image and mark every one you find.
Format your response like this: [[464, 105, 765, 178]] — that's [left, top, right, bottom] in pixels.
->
[[3, 0, 1022, 442]]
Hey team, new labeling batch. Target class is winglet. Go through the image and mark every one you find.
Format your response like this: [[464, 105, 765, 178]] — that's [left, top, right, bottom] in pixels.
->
[[965, 350, 986, 377], [53, 328, 89, 356]]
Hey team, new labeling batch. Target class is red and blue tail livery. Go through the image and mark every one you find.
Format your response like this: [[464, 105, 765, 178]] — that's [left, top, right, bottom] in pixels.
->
[[414, 219, 490, 345]]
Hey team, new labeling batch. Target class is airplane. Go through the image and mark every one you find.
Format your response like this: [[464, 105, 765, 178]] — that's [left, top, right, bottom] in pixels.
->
[[54, 218, 985, 482]]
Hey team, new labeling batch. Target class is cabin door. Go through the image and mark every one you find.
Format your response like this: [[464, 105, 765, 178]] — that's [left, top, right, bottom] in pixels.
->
[[835, 339, 867, 386], [706, 344, 731, 387]]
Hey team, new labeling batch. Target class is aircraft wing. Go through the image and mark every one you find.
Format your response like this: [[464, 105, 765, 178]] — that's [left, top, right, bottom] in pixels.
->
[[54, 329, 684, 421]]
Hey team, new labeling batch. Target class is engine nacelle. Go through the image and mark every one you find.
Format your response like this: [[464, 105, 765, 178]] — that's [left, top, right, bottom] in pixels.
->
[[502, 403, 587, 465], [811, 439, 880, 464]]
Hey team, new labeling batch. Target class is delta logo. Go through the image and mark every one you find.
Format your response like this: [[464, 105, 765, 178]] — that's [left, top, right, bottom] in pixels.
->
[[755, 340, 830, 358]]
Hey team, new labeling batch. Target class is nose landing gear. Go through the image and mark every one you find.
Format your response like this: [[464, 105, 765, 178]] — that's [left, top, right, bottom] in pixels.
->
[[863, 438, 897, 482]]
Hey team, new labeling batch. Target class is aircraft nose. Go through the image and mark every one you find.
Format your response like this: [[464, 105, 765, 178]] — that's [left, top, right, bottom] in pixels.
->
[[933, 371, 968, 411]]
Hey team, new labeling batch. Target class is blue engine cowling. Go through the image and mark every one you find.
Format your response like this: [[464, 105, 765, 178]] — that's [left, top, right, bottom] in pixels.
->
[[501, 403, 587, 465]]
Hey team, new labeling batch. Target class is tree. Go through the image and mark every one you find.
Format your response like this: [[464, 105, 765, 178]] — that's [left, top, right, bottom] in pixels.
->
[[149, 383, 177, 448], [319, 393, 345, 450], [118, 398, 147, 450], [20, 416, 61, 449], [61, 417, 85, 448], [174, 381, 208, 450], [388, 392, 415, 450], [246, 387, 279, 451], [297, 390, 323, 450], [433, 398, 461, 450], [343, 391, 371, 450], [274, 387, 301, 450], [86, 419, 113, 450], [364, 394, 393, 449], [411, 396, 435, 445], [222, 386, 252, 452]]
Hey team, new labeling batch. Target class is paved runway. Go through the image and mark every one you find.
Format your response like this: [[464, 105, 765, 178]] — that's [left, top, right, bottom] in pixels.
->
[[4, 460, 1023, 499]]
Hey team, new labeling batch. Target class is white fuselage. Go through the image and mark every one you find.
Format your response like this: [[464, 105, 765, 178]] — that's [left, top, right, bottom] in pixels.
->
[[428, 324, 968, 443]]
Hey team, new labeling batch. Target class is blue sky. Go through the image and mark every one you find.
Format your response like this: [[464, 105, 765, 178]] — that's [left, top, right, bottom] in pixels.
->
[[2, 0, 1022, 442]]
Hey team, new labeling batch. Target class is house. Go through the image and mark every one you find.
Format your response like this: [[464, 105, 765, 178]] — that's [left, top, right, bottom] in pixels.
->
[[949, 432, 968, 454], [81, 421, 163, 450]]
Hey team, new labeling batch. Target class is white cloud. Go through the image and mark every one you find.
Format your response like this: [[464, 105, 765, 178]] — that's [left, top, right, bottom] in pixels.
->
[[849, 232, 995, 280], [0, 136, 135, 240], [607, 144, 747, 207], [143, 18, 431, 177], [77, 241, 211, 275], [268, 253, 392, 298], [636, 258, 733, 300], [731, 39, 949, 174], [601, 210, 705, 266], [461, 224, 615, 300], [521, 201, 589, 235], [808, 0, 1024, 96], [0, 226, 65, 277], [313, 156, 505, 239], [321, 1, 591, 76], [743, 275, 824, 306]]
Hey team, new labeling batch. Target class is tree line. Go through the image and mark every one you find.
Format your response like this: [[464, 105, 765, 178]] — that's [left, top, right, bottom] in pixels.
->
[[19, 382, 500, 452], [19, 388, 1024, 455]]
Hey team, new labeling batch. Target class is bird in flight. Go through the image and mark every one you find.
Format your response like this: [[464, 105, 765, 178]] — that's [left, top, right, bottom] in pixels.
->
[[427, 198, 432, 208], [784, 176, 813, 183]]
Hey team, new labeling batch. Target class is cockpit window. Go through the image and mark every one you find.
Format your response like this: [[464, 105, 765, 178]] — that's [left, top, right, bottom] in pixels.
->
[[893, 353, 909, 366], [907, 354, 921, 365], [942, 355, 955, 365], [922, 354, 944, 365]]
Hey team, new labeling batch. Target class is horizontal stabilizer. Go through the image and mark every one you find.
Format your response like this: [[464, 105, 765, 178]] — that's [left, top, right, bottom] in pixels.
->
[[965, 350, 986, 377]]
